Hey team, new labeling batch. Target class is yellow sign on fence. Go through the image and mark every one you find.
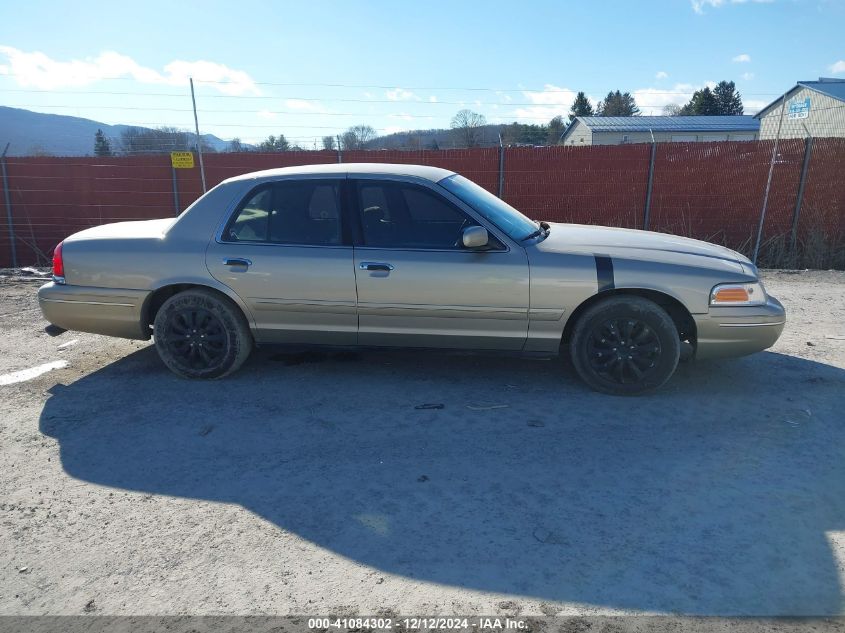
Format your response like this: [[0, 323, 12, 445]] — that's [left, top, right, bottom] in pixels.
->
[[170, 151, 195, 169]]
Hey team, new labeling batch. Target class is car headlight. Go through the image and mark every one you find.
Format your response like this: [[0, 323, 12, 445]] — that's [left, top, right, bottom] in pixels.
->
[[710, 282, 767, 306]]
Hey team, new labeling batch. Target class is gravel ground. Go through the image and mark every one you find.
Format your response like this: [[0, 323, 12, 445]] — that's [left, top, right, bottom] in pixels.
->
[[0, 269, 844, 617]]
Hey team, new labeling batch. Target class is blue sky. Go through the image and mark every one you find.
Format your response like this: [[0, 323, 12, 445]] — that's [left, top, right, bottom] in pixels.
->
[[1, 0, 843, 145]]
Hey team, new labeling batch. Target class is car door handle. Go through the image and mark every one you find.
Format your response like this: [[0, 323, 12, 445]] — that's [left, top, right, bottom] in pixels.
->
[[223, 257, 252, 267], [359, 261, 394, 272]]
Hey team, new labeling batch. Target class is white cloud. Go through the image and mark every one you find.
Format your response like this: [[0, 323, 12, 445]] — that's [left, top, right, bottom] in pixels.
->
[[732, 53, 752, 63], [0, 64, 8, 75], [830, 60, 845, 74], [632, 81, 716, 114], [256, 110, 278, 120], [743, 99, 768, 115], [513, 84, 578, 123], [742, 72, 755, 80], [385, 87, 420, 101], [388, 113, 415, 121], [655, 71, 669, 79], [0, 45, 260, 95], [428, 95, 438, 103], [284, 99, 326, 113], [691, 0, 773, 14]]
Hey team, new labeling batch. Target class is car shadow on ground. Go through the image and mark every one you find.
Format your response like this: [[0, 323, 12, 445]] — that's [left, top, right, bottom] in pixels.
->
[[39, 346, 845, 615]]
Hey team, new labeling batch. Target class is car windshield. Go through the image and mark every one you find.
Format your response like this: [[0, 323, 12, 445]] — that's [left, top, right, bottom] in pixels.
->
[[439, 174, 539, 241]]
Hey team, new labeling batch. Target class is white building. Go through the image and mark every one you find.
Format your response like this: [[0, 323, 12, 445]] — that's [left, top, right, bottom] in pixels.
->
[[560, 116, 759, 146], [754, 78, 845, 140]]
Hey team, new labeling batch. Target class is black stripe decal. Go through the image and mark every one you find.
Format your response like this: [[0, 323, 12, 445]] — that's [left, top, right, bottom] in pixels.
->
[[595, 255, 615, 292]]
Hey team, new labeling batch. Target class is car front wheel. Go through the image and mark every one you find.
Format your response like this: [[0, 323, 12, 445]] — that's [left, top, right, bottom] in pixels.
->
[[153, 288, 252, 379], [570, 295, 680, 396]]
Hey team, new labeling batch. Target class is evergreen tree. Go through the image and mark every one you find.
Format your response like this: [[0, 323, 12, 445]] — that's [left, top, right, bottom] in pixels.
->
[[714, 80, 744, 115], [679, 87, 720, 115], [568, 92, 594, 121], [256, 134, 291, 152], [596, 90, 640, 116], [500, 122, 547, 145], [93, 129, 112, 156], [547, 115, 566, 144]]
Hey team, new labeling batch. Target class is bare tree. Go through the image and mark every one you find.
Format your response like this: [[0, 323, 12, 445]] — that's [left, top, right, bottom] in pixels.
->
[[450, 109, 487, 147], [322, 135, 336, 151], [227, 138, 245, 152], [120, 126, 213, 155], [662, 104, 682, 116], [341, 125, 377, 150]]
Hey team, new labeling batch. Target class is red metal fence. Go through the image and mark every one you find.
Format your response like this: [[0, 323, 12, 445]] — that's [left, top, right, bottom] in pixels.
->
[[1, 140, 843, 268]]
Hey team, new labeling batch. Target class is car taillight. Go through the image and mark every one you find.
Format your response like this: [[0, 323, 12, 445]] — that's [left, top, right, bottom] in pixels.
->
[[52, 241, 65, 282]]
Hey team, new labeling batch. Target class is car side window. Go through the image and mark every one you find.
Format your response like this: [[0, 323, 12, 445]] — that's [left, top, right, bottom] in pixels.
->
[[228, 188, 272, 242], [357, 181, 479, 249], [226, 180, 342, 246]]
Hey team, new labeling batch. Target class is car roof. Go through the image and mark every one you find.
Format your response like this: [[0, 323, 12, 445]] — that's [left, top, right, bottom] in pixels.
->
[[223, 162, 456, 184]]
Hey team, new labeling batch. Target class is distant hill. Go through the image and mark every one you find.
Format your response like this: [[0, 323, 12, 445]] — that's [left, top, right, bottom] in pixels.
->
[[0, 106, 231, 157], [0, 105, 550, 156]]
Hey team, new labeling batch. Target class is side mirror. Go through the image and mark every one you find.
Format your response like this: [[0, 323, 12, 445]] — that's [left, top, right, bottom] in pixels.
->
[[462, 225, 489, 249]]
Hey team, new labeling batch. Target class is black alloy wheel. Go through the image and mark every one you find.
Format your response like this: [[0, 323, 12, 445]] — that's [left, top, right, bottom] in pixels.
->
[[153, 288, 252, 379], [570, 296, 681, 395], [586, 317, 662, 385]]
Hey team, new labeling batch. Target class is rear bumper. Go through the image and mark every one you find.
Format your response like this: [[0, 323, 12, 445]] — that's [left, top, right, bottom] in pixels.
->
[[38, 281, 151, 340], [693, 295, 786, 360]]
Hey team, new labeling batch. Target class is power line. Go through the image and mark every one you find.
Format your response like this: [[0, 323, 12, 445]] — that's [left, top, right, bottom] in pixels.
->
[[0, 73, 786, 95], [0, 90, 779, 109]]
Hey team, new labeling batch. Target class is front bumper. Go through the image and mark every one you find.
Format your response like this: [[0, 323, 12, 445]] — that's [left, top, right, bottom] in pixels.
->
[[38, 281, 151, 340], [693, 295, 786, 360]]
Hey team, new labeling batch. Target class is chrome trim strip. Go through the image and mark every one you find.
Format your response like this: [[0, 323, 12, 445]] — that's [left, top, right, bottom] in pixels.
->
[[717, 321, 785, 328], [40, 299, 135, 307], [358, 302, 526, 313]]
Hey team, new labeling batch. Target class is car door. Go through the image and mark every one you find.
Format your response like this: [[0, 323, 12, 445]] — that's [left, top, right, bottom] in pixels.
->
[[206, 177, 357, 345], [351, 176, 530, 350]]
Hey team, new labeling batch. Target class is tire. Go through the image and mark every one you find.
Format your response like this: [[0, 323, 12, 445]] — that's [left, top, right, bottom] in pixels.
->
[[153, 288, 252, 379], [570, 296, 680, 396]]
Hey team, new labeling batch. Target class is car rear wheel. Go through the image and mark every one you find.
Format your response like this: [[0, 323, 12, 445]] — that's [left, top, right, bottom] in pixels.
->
[[570, 296, 680, 395], [153, 288, 252, 379]]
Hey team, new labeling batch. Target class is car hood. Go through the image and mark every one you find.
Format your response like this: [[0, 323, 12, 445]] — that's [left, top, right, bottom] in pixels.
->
[[534, 223, 753, 271]]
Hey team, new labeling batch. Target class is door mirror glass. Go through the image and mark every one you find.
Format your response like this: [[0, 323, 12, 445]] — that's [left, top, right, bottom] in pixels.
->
[[462, 226, 489, 249]]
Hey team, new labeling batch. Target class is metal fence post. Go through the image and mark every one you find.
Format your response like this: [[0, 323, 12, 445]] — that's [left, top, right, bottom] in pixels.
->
[[336, 135, 342, 163], [189, 78, 207, 194], [753, 95, 788, 264], [643, 142, 657, 231], [171, 164, 180, 215], [1, 143, 17, 268], [790, 136, 813, 251], [497, 134, 505, 198]]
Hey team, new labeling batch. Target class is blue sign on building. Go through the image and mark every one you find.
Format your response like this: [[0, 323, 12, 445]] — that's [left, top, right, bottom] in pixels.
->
[[788, 97, 811, 120]]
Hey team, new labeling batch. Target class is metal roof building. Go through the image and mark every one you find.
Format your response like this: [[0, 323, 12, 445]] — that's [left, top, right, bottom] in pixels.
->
[[754, 78, 845, 140], [561, 115, 760, 145]]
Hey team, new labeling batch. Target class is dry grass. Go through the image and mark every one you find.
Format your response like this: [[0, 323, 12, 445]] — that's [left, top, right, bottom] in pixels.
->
[[749, 227, 845, 270]]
